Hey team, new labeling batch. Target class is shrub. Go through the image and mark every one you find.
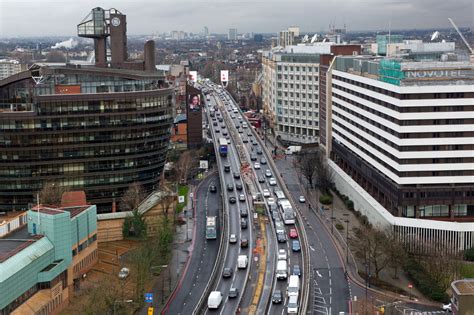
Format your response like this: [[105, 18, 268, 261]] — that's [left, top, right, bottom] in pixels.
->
[[335, 223, 344, 230], [319, 194, 333, 205], [345, 199, 354, 210], [465, 247, 474, 261]]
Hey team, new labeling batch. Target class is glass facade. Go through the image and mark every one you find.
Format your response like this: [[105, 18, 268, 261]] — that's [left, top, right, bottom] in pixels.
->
[[0, 66, 174, 212]]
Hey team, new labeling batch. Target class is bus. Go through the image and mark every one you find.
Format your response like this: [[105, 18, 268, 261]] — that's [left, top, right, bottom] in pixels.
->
[[279, 199, 295, 225], [218, 138, 228, 157], [206, 216, 217, 240]]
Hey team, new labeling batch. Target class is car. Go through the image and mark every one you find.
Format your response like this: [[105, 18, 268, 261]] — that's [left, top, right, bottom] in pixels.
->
[[269, 178, 277, 186], [265, 169, 272, 177], [299, 195, 306, 203], [233, 172, 240, 179], [272, 290, 282, 304], [229, 196, 236, 203], [292, 264, 301, 277], [224, 164, 231, 172], [235, 183, 243, 191], [256, 147, 263, 155], [220, 124, 225, 129], [227, 183, 234, 191], [227, 138, 231, 144], [239, 194, 245, 202], [223, 267, 233, 278], [292, 240, 301, 252], [210, 185, 217, 193], [254, 162, 261, 169], [241, 218, 248, 229], [240, 238, 249, 248], [258, 176, 265, 183], [260, 158, 267, 164], [239, 129, 244, 134], [240, 208, 248, 217], [118, 267, 130, 280], [263, 189, 270, 197], [218, 117, 223, 122], [250, 154, 257, 161], [230, 114, 236, 119], [267, 197, 276, 206], [289, 228, 298, 239], [228, 287, 239, 298], [242, 135, 247, 141], [235, 125, 240, 129], [247, 133, 252, 137], [252, 140, 258, 146], [215, 128, 220, 133], [442, 303, 452, 312], [277, 232, 287, 243], [222, 130, 228, 136], [229, 234, 237, 243], [278, 249, 287, 260], [213, 121, 218, 126]]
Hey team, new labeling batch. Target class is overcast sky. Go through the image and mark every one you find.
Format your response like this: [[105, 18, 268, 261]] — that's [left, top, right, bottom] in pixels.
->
[[0, 0, 473, 37]]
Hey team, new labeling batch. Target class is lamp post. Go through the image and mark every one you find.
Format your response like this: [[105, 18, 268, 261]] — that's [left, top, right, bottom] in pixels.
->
[[343, 213, 350, 265], [113, 299, 133, 315], [331, 204, 335, 234]]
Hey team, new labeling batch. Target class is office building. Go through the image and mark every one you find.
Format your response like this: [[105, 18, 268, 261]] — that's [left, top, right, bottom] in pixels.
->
[[0, 203, 97, 314], [0, 7, 174, 213], [327, 55, 474, 220], [228, 28, 237, 40], [0, 60, 22, 80], [203, 26, 209, 37], [262, 43, 360, 145]]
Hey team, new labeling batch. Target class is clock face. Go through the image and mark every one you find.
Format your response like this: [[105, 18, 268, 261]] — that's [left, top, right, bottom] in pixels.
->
[[111, 17, 121, 27]]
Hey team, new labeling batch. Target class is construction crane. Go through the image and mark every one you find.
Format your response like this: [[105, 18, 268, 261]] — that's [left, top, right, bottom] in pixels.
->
[[448, 18, 474, 63]]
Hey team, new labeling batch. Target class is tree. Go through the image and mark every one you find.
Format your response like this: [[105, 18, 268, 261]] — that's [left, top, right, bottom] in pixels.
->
[[294, 151, 317, 189], [38, 181, 68, 206], [384, 230, 407, 279], [313, 149, 334, 194], [175, 150, 197, 184], [46, 50, 66, 62], [120, 182, 146, 212], [121, 183, 147, 239]]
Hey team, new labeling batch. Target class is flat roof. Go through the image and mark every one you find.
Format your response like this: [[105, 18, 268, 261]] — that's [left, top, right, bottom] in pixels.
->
[[30, 204, 91, 218], [452, 279, 474, 295], [0, 225, 42, 263]]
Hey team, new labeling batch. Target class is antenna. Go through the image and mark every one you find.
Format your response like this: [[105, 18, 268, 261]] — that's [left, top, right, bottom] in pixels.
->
[[310, 34, 318, 43]]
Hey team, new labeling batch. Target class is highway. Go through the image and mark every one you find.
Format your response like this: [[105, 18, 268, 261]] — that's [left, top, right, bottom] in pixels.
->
[[204, 90, 253, 315], [164, 173, 221, 314]]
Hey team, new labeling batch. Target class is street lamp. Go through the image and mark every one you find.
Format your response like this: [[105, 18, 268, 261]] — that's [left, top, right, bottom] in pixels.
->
[[113, 299, 133, 315], [343, 213, 350, 265]]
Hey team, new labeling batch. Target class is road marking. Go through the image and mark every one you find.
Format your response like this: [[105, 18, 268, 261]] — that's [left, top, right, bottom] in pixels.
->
[[316, 270, 322, 278], [310, 245, 315, 251]]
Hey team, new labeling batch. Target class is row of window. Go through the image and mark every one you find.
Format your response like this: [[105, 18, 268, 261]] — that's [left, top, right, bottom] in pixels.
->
[[278, 124, 319, 137], [73, 248, 98, 275], [277, 82, 316, 90], [277, 65, 319, 72]]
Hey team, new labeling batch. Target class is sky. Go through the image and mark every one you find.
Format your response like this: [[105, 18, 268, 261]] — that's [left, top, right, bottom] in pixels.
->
[[0, 0, 473, 37]]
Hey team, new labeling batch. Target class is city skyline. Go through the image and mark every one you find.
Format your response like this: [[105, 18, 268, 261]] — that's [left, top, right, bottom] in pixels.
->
[[0, 0, 473, 37]]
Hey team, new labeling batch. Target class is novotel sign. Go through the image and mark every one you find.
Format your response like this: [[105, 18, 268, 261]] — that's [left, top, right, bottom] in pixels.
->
[[405, 69, 466, 79]]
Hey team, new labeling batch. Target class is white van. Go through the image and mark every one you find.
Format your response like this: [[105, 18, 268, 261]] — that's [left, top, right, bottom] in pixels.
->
[[276, 260, 288, 280], [287, 275, 300, 297], [237, 255, 248, 269], [208, 291, 223, 309], [242, 122, 248, 128], [287, 295, 298, 314]]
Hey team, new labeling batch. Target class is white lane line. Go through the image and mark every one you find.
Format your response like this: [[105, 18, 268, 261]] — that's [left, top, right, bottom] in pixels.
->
[[310, 245, 315, 251], [316, 270, 322, 278]]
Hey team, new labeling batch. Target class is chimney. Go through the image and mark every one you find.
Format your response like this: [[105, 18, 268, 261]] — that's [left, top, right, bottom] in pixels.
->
[[144, 40, 156, 72]]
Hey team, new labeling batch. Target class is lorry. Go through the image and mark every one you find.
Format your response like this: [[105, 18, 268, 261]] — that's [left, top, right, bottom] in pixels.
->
[[285, 146, 302, 155], [287, 275, 300, 297], [276, 260, 288, 280], [208, 291, 223, 309], [237, 255, 248, 269]]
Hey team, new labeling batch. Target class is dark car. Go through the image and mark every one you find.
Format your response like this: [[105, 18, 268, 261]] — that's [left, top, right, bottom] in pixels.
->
[[209, 185, 217, 193], [272, 290, 282, 304], [240, 208, 248, 217], [293, 264, 301, 277], [224, 164, 230, 172], [277, 232, 287, 243], [260, 158, 267, 164], [240, 238, 249, 248], [258, 176, 265, 183], [223, 267, 233, 278], [235, 183, 243, 191], [250, 154, 257, 161], [228, 287, 239, 298], [233, 172, 240, 179], [242, 137, 248, 142], [256, 147, 263, 155], [247, 133, 252, 137], [218, 117, 223, 122], [227, 183, 234, 191], [229, 196, 237, 203], [213, 121, 218, 126], [241, 218, 248, 229], [292, 240, 301, 252]]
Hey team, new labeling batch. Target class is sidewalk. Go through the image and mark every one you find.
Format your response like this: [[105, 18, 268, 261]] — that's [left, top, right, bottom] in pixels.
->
[[258, 130, 438, 307]]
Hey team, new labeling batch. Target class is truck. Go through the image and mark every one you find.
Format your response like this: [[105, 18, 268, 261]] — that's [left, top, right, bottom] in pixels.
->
[[218, 137, 228, 157], [287, 275, 300, 297], [276, 260, 288, 280], [285, 146, 302, 155], [237, 255, 248, 269], [208, 291, 223, 309]]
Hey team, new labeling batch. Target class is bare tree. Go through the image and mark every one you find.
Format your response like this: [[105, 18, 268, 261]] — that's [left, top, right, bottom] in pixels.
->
[[120, 182, 146, 212], [294, 151, 317, 189], [159, 194, 176, 220], [38, 181, 68, 206], [175, 150, 196, 184], [384, 230, 407, 279], [313, 149, 334, 194]]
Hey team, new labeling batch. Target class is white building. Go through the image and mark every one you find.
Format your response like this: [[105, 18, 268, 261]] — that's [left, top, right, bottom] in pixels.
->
[[228, 28, 237, 41], [0, 60, 21, 80]]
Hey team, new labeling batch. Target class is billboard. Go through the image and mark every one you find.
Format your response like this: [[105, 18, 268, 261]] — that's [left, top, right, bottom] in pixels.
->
[[220, 70, 229, 83], [189, 71, 198, 83], [55, 85, 81, 94], [188, 94, 201, 112], [186, 84, 203, 148]]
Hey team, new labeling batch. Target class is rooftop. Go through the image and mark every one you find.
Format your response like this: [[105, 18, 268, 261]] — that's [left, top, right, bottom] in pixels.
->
[[452, 279, 474, 295], [30, 205, 91, 219], [0, 226, 42, 263]]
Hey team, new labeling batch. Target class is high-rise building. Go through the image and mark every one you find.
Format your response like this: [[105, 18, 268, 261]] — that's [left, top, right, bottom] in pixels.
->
[[228, 28, 237, 40], [277, 30, 295, 47], [0, 59, 21, 80], [326, 54, 474, 221], [203, 26, 209, 37], [0, 8, 174, 213]]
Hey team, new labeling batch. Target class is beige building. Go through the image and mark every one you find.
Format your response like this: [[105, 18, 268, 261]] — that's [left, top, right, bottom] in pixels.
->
[[451, 279, 474, 315], [0, 59, 22, 80]]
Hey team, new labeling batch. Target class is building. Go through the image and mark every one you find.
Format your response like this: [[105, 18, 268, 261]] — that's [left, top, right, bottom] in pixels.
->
[[262, 43, 361, 145], [0, 203, 97, 314], [0, 7, 174, 213], [170, 113, 187, 147], [376, 34, 404, 56], [228, 28, 237, 41], [277, 30, 295, 48], [0, 60, 22, 80], [203, 26, 209, 37], [451, 279, 474, 315]]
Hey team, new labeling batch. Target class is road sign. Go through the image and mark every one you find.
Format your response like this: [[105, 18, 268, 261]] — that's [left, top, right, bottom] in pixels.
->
[[148, 306, 154, 315], [408, 284, 413, 288], [145, 293, 153, 303]]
